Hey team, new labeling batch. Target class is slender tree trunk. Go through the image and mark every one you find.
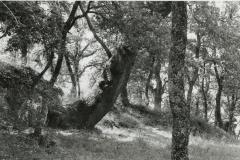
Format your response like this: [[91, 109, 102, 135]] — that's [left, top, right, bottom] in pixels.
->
[[74, 60, 80, 97], [65, 54, 77, 97], [121, 85, 131, 107], [153, 57, 163, 111], [228, 94, 237, 134], [32, 51, 54, 87], [21, 43, 28, 66], [215, 82, 223, 128], [145, 55, 155, 104], [154, 91, 162, 111], [169, 2, 189, 160], [195, 96, 199, 116], [201, 74, 208, 121], [214, 64, 223, 128], [201, 62, 210, 121], [186, 31, 200, 107], [77, 75, 81, 97], [50, 34, 67, 85], [121, 56, 134, 108], [50, 1, 80, 86]]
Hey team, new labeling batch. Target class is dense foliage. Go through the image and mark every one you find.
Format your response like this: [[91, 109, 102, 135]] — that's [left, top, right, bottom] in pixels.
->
[[1, 1, 240, 160]]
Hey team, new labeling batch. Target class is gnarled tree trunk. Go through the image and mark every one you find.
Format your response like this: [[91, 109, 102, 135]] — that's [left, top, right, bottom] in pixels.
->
[[85, 47, 136, 128], [65, 47, 137, 129]]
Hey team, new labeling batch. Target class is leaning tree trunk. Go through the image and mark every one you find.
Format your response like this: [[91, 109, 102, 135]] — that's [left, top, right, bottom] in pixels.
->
[[168, 2, 189, 160], [71, 47, 137, 129], [50, 34, 66, 86], [32, 51, 54, 88]]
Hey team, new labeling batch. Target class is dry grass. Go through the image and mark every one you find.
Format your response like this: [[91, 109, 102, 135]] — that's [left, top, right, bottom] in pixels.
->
[[0, 124, 240, 160]]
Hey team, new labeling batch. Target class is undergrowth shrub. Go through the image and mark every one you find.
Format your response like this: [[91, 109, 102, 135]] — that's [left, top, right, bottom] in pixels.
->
[[143, 110, 172, 127], [117, 113, 139, 128], [190, 117, 233, 141]]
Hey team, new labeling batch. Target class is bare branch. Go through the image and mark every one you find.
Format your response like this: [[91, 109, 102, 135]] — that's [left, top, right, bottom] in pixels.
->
[[69, 1, 93, 29], [69, 14, 85, 29], [81, 42, 92, 53], [64, 1, 81, 32], [32, 51, 54, 87], [79, 2, 112, 59], [78, 62, 103, 77], [0, 31, 8, 39]]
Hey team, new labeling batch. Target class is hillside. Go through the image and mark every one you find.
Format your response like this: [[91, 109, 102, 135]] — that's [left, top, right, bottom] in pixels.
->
[[0, 110, 240, 160]]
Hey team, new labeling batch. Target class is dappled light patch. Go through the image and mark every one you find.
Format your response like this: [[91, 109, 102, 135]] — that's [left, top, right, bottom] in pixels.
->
[[146, 126, 172, 139], [98, 125, 138, 142], [57, 130, 74, 136]]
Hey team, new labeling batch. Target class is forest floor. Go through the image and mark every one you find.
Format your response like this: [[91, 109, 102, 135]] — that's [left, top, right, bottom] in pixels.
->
[[1, 122, 240, 160]]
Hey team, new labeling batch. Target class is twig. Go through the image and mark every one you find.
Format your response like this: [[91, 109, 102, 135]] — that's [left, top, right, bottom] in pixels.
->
[[0, 1, 20, 25]]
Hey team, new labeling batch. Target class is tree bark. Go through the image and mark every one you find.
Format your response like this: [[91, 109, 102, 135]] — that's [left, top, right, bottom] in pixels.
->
[[168, 2, 189, 160]]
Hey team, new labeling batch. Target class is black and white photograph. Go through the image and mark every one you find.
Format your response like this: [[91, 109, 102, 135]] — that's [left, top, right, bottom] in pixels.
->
[[0, 1, 239, 160]]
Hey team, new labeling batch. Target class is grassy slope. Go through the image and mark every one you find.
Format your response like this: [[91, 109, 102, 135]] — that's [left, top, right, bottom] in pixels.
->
[[1, 123, 240, 160]]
